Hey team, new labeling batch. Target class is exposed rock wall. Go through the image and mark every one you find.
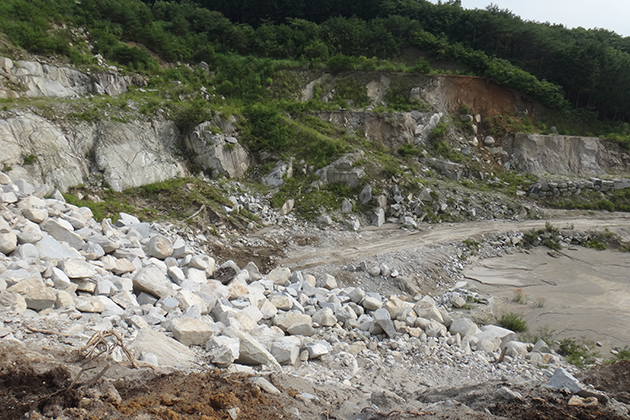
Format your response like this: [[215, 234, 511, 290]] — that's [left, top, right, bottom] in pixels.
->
[[0, 56, 145, 99], [504, 133, 630, 177], [0, 111, 186, 192]]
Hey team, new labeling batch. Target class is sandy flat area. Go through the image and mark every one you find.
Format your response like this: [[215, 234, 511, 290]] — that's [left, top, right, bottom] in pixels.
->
[[465, 247, 630, 355]]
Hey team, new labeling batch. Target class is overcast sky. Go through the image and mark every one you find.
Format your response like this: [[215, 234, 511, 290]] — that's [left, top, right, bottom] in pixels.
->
[[451, 0, 630, 37]]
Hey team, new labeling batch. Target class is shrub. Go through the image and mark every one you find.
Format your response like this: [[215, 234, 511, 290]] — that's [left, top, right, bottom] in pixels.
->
[[558, 338, 598, 368], [498, 313, 527, 332]]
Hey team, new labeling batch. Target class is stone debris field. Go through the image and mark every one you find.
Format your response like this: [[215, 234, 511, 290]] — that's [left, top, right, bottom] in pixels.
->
[[1, 170, 629, 420]]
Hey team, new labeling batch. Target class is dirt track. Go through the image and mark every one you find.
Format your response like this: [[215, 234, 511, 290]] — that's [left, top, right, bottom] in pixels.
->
[[280, 212, 630, 271]]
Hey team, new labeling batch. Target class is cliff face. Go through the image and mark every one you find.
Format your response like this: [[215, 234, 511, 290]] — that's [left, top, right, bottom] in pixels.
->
[[0, 111, 186, 192], [503, 134, 630, 177], [0, 56, 145, 99], [0, 56, 628, 193]]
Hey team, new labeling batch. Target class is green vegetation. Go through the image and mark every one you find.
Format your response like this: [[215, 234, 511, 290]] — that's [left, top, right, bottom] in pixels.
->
[[270, 176, 361, 219], [462, 238, 480, 249], [2, 0, 630, 133], [614, 347, 630, 361], [22, 154, 37, 165], [545, 189, 630, 213], [522, 222, 562, 250], [558, 338, 599, 368], [498, 312, 528, 332], [63, 177, 257, 230]]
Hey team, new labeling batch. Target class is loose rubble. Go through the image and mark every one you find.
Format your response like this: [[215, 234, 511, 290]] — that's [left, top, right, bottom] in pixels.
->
[[1, 172, 629, 419]]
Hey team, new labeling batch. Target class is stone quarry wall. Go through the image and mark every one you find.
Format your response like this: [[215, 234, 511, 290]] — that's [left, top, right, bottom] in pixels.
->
[[0, 56, 146, 99], [0, 111, 187, 192], [503, 133, 630, 177]]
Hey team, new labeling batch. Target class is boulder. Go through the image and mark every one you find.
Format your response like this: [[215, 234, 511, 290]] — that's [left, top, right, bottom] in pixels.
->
[[271, 336, 301, 365], [449, 317, 481, 337], [133, 265, 174, 298], [0, 231, 17, 255], [184, 122, 250, 179], [7, 275, 56, 311], [206, 336, 240, 366], [59, 259, 98, 279], [312, 307, 337, 327], [171, 318, 214, 346], [146, 235, 173, 259], [40, 219, 84, 249], [131, 328, 195, 368], [224, 327, 280, 367], [266, 267, 291, 286], [374, 308, 397, 338]]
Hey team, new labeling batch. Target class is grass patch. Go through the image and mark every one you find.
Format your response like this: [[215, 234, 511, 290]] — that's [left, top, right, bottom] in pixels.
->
[[558, 338, 598, 368], [497, 312, 528, 332], [270, 175, 361, 220]]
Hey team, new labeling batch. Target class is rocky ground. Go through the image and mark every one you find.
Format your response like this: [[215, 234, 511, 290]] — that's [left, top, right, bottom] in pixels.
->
[[1, 172, 630, 420]]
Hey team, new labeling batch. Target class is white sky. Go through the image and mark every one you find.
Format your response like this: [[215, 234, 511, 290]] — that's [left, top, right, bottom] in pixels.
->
[[449, 0, 629, 37]]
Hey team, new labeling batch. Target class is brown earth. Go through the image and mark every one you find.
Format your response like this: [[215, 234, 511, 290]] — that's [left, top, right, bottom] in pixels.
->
[[0, 344, 291, 420]]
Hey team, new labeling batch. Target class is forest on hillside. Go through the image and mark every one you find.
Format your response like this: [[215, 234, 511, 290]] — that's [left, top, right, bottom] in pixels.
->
[[1, 0, 630, 133]]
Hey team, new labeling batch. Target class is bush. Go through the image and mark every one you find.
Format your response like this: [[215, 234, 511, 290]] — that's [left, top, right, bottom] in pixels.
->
[[498, 313, 527, 332], [558, 338, 598, 368]]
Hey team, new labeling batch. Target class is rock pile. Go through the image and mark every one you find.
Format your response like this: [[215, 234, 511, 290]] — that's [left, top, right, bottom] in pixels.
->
[[1, 171, 566, 378], [528, 177, 630, 199]]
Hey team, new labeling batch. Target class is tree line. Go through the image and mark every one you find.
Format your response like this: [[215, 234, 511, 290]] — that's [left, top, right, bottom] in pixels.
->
[[1, 0, 630, 124]]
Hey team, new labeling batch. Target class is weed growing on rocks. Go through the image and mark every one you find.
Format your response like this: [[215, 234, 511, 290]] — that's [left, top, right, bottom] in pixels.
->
[[558, 338, 598, 368]]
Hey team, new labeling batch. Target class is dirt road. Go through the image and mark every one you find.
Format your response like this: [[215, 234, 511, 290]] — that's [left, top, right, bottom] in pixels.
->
[[280, 211, 630, 271]]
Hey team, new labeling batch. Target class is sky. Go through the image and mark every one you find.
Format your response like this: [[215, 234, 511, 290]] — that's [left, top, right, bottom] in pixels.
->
[[452, 0, 630, 37]]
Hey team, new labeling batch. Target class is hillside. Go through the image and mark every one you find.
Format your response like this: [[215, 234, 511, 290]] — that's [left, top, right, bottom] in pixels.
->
[[2, 1, 630, 420]]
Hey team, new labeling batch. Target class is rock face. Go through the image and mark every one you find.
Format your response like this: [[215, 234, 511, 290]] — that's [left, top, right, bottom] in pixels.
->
[[315, 151, 366, 187], [0, 56, 146, 99], [0, 112, 186, 192], [184, 120, 250, 179], [504, 133, 629, 176]]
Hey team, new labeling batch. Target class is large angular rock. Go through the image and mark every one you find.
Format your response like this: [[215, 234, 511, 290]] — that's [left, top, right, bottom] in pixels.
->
[[184, 121, 250, 179], [133, 265, 174, 298], [146, 235, 173, 259], [170, 318, 214, 346], [312, 307, 337, 327], [0, 231, 17, 255], [548, 367, 584, 393], [476, 325, 518, 349], [36, 234, 82, 260], [413, 299, 444, 324], [243, 262, 262, 282], [58, 259, 98, 278], [40, 219, 84, 249], [75, 296, 105, 313], [374, 308, 397, 337], [315, 151, 365, 188], [131, 328, 195, 368], [273, 312, 314, 335], [271, 336, 301, 365], [223, 327, 280, 368], [316, 274, 337, 290], [362, 296, 382, 311], [206, 336, 240, 366], [7, 275, 56, 311], [266, 267, 291, 286], [449, 317, 482, 338]]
